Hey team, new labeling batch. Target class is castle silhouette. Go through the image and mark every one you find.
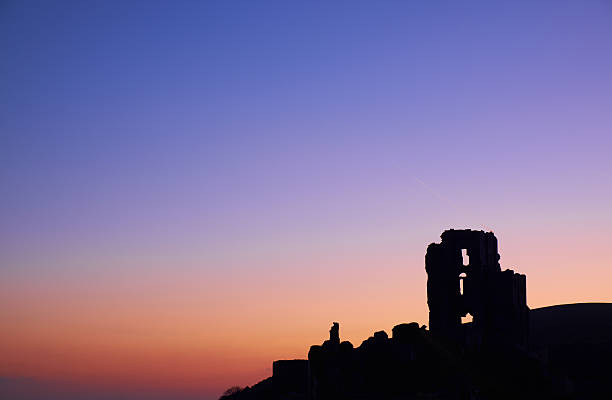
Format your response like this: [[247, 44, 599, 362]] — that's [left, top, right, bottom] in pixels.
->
[[220, 230, 612, 400]]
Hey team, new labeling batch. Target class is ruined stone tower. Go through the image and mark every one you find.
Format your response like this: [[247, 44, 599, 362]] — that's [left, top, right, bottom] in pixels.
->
[[425, 229, 529, 348]]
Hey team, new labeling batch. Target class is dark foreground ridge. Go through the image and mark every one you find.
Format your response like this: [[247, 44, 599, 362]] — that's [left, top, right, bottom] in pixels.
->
[[220, 230, 612, 400]]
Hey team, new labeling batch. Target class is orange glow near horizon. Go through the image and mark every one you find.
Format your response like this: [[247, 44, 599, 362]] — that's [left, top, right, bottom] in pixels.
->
[[3, 226, 612, 398], [3, 2, 612, 398]]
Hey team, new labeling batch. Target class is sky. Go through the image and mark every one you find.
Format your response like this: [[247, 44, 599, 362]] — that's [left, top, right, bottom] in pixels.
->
[[1, 0, 612, 399]]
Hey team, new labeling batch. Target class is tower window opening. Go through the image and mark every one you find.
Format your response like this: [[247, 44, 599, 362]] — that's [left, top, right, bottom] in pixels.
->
[[462, 313, 473, 324], [461, 249, 469, 266]]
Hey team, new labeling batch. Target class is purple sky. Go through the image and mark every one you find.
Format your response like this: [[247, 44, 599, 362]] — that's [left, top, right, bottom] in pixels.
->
[[2, 1, 612, 399]]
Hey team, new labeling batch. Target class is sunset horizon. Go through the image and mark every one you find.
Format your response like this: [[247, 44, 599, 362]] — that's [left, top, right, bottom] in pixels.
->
[[2, 1, 612, 399]]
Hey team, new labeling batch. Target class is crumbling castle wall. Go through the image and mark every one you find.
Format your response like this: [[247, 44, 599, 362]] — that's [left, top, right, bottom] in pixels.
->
[[425, 229, 529, 348]]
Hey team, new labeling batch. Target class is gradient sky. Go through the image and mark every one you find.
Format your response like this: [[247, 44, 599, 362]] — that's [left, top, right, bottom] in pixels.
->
[[2, 1, 612, 399]]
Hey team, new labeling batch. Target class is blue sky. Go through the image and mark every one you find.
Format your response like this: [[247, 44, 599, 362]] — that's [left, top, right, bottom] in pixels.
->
[[2, 1, 612, 399]]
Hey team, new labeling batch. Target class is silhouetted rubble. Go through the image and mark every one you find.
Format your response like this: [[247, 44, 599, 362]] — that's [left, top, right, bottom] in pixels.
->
[[308, 322, 471, 399], [220, 230, 612, 400], [272, 360, 309, 398], [329, 322, 339, 345]]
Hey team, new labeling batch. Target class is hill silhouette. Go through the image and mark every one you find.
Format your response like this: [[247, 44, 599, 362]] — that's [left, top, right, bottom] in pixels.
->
[[530, 303, 612, 398], [530, 303, 612, 345]]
